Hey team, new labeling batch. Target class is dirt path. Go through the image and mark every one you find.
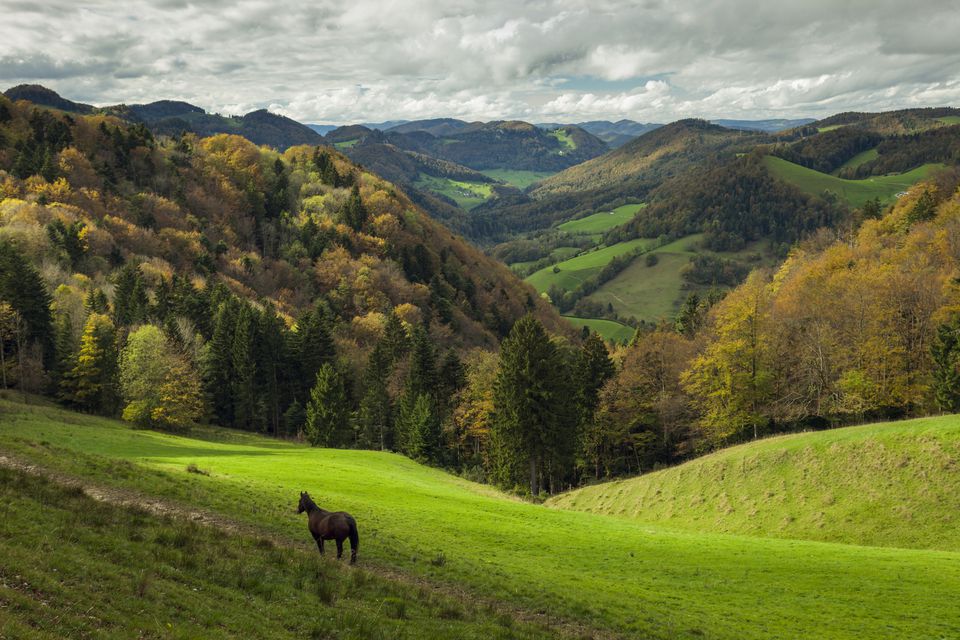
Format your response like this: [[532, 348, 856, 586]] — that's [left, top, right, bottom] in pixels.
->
[[0, 452, 622, 640]]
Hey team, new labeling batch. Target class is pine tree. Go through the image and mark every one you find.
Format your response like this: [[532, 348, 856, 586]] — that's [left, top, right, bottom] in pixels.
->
[[63, 313, 119, 414], [305, 363, 351, 447], [932, 315, 960, 412], [357, 343, 393, 450], [231, 305, 258, 430], [0, 240, 54, 371], [397, 393, 438, 462], [85, 288, 109, 314], [343, 185, 367, 231], [381, 309, 409, 363], [577, 332, 615, 421], [490, 315, 572, 495], [113, 263, 148, 326], [406, 324, 437, 401], [295, 302, 336, 401], [205, 298, 239, 426]]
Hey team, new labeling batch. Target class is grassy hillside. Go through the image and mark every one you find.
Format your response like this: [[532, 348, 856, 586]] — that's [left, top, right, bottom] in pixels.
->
[[556, 203, 646, 234], [560, 316, 635, 344], [525, 237, 654, 292], [0, 468, 547, 640], [478, 169, 556, 189], [413, 174, 494, 210], [763, 155, 945, 208], [548, 415, 960, 551], [832, 147, 878, 174], [2, 397, 960, 639]]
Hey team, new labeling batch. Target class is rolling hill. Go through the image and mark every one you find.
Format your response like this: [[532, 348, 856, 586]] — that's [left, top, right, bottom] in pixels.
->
[[547, 414, 960, 551], [2, 396, 959, 640], [3, 84, 324, 151]]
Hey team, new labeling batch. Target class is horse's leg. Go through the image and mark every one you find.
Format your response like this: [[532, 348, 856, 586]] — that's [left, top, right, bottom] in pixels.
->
[[336, 538, 344, 560], [312, 532, 324, 555]]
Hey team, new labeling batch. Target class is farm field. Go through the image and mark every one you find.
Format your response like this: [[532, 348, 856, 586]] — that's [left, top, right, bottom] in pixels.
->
[[479, 169, 557, 189], [2, 396, 960, 639], [763, 155, 946, 208], [560, 315, 635, 344], [548, 414, 960, 551], [938, 116, 960, 125], [548, 128, 576, 150], [557, 203, 646, 234], [509, 246, 581, 273], [525, 237, 655, 293], [832, 147, 878, 174], [413, 174, 494, 210]]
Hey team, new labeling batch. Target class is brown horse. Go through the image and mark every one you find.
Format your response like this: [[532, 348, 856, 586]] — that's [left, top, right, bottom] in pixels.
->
[[297, 491, 359, 564]]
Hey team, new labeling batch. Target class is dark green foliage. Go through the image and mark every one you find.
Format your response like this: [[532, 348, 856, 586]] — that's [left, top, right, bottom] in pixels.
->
[[932, 316, 960, 412], [397, 392, 440, 462], [358, 343, 393, 450], [84, 288, 109, 314], [112, 264, 149, 327], [12, 109, 73, 180], [343, 185, 367, 231], [313, 148, 341, 186], [0, 240, 55, 372], [773, 127, 882, 174], [47, 219, 87, 268], [305, 363, 352, 447], [577, 333, 614, 421], [681, 254, 751, 287], [231, 305, 259, 430], [491, 315, 578, 495], [294, 303, 336, 402], [906, 190, 938, 225]]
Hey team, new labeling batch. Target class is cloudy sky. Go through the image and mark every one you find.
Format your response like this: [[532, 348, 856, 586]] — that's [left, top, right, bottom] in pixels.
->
[[1, 0, 959, 124]]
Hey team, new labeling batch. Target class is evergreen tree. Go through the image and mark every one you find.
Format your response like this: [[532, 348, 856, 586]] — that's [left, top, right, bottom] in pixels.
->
[[295, 302, 336, 401], [231, 305, 258, 430], [113, 263, 148, 326], [52, 311, 76, 391], [343, 185, 367, 231], [932, 315, 960, 412], [381, 309, 409, 363], [283, 399, 306, 438], [85, 288, 109, 314], [406, 324, 437, 401], [397, 393, 439, 462], [490, 315, 573, 495], [63, 313, 119, 414], [205, 298, 239, 426], [305, 363, 352, 447], [577, 332, 615, 421], [0, 241, 54, 371], [358, 343, 393, 450]]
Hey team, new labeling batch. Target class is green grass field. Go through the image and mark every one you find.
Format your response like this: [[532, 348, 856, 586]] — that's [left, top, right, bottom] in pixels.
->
[[549, 415, 960, 551], [557, 204, 646, 235], [479, 169, 557, 189], [413, 175, 494, 210], [763, 155, 945, 208], [509, 246, 581, 273], [548, 129, 576, 150], [832, 147, 878, 174], [525, 237, 655, 293], [2, 397, 960, 638], [817, 124, 846, 133], [0, 468, 545, 640], [561, 316, 635, 344], [333, 139, 360, 150], [938, 116, 960, 125], [580, 234, 771, 323]]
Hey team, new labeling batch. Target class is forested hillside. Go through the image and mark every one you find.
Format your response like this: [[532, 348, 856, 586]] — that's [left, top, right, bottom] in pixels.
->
[[0, 93, 571, 466], [3, 85, 324, 151]]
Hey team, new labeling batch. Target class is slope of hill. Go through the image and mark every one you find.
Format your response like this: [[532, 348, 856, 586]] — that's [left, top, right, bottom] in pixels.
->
[[0, 91, 563, 352], [763, 155, 946, 208], [3, 85, 324, 151], [387, 118, 476, 136], [0, 465, 544, 639], [711, 118, 815, 132], [548, 414, 960, 551], [2, 396, 958, 640]]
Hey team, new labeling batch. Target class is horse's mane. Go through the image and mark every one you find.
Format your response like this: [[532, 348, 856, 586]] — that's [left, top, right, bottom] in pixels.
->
[[302, 493, 325, 514]]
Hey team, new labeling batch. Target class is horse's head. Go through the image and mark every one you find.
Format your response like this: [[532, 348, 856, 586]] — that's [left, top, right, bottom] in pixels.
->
[[297, 491, 308, 514]]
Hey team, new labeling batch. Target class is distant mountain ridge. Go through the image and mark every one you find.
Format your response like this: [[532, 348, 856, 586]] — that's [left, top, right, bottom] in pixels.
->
[[3, 84, 323, 150]]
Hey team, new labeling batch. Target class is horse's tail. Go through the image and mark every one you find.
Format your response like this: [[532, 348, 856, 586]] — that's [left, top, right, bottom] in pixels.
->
[[348, 517, 359, 563]]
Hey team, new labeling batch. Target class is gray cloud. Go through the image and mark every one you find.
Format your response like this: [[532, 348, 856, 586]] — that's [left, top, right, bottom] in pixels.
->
[[0, 0, 957, 123]]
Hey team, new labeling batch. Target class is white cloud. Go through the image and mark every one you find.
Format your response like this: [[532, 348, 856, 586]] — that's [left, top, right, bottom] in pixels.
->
[[0, 0, 958, 123]]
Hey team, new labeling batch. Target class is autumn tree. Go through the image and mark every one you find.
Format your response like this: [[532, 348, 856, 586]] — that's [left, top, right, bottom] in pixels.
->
[[120, 324, 204, 430], [62, 313, 119, 414]]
